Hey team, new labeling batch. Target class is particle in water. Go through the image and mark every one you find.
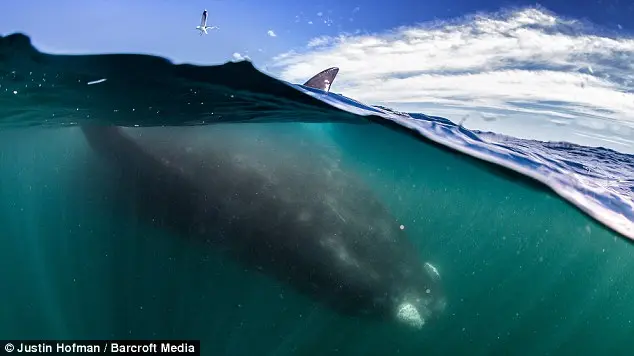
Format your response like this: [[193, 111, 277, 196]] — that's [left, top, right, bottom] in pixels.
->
[[399, 225, 405, 230]]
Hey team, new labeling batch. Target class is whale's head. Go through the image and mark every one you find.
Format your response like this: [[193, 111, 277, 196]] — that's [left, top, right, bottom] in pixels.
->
[[315, 191, 448, 330], [390, 261, 447, 330]]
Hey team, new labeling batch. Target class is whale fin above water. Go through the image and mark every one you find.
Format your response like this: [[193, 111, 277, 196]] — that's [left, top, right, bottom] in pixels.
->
[[302, 67, 339, 92]]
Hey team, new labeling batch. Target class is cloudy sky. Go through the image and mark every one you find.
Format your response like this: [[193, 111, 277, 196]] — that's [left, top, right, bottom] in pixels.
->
[[268, 8, 634, 152], [1, 0, 633, 152]]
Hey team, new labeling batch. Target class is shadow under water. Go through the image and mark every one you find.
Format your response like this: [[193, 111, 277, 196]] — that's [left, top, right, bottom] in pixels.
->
[[0, 122, 632, 356]]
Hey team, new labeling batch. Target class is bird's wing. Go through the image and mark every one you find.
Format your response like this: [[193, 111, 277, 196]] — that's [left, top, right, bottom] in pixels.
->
[[200, 10, 208, 27]]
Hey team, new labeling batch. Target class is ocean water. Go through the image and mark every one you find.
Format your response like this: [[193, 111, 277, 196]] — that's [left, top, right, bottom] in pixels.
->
[[1, 32, 634, 356]]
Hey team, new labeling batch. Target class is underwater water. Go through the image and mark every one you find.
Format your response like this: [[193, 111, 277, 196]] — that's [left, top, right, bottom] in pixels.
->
[[1, 32, 634, 355]]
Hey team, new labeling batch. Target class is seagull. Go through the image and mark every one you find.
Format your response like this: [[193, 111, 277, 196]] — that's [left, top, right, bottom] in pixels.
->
[[196, 9, 218, 35]]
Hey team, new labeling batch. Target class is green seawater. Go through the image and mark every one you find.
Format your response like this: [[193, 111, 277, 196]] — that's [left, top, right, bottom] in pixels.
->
[[0, 122, 632, 356]]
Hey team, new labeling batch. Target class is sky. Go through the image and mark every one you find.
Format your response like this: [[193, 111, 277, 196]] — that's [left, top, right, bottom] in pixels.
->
[[1, 0, 634, 153]]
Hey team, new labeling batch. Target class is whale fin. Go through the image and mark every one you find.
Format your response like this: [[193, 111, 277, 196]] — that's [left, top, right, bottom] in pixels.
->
[[303, 67, 339, 92]]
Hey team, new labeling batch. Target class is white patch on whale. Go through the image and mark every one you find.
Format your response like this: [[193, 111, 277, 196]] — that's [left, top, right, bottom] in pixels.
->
[[396, 302, 425, 329], [424, 262, 440, 281]]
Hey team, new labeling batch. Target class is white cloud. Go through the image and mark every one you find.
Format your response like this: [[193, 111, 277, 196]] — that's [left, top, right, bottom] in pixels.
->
[[269, 7, 634, 152], [232, 52, 250, 61], [307, 36, 330, 48], [267, 30, 277, 37]]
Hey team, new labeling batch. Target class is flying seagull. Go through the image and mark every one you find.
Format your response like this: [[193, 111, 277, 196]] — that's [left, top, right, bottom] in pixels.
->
[[196, 9, 218, 35]]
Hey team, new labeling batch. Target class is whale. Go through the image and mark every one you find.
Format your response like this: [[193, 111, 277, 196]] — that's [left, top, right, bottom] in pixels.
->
[[80, 68, 446, 329]]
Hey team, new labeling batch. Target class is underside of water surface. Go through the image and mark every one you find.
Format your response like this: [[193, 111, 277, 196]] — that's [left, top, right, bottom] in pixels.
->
[[1, 33, 634, 355]]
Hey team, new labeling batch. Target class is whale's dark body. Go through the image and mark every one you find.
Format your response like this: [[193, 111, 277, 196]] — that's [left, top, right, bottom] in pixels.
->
[[80, 68, 446, 328]]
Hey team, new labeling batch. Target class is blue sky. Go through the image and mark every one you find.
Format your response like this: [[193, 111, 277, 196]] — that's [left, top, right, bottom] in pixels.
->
[[1, 0, 634, 152], [1, 0, 631, 63]]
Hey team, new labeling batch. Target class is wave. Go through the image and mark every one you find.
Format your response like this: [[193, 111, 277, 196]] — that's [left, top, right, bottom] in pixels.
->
[[1, 32, 632, 240]]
